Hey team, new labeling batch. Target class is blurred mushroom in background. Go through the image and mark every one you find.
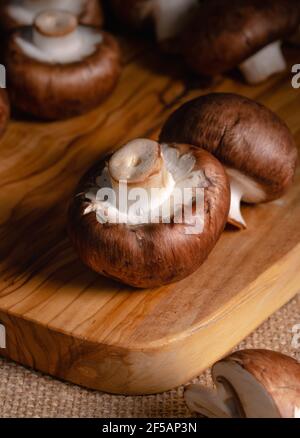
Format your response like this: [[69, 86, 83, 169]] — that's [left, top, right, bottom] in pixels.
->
[[4, 9, 121, 120], [109, 0, 200, 52], [181, 0, 300, 84]]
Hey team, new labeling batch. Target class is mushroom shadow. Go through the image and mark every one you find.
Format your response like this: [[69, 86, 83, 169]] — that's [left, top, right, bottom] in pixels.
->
[[0, 187, 145, 304]]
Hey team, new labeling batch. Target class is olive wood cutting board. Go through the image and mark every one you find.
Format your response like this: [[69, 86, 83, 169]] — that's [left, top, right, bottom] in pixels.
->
[[0, 39, 299, 395]]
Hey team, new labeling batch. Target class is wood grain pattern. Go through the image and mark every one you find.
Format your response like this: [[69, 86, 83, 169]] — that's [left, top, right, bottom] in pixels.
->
[[0, 40, 299, 394]]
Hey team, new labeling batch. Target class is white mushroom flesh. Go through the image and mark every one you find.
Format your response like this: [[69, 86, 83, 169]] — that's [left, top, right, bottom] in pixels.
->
[[152, 0, 199, 41], [239, 41, 287, 85], [108, 139, 175, 211], [6, 0, 84, 25], [226, 168, 267, 229], [109, 139, 169, 188], [84, 139, 208, 230], [185, 361, 282, 418], [184, 384, 233, 418], [15, 10, 102, 64], [213, 361, 281, 418]]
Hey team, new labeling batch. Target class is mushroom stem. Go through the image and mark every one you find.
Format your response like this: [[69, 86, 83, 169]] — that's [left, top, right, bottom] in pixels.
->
[[225, 168, 267, 229], [228, 179, 246, 230], [185, 384, 233, 418], [152, 0, 199, 41], [239, 40, 286, 84], [108, 139, 175, 211], [33, 10, 81, 56]]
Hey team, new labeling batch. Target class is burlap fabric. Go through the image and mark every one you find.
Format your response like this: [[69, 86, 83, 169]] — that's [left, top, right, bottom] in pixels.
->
[[0, 294, 299, 418]]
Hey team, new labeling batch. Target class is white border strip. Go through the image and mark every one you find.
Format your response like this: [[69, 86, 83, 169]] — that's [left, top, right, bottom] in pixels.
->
[[0, 324, 6, 349], [0, 65, 6, 89]]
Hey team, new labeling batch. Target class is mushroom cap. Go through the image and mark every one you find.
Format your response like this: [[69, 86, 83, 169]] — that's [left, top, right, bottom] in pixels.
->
[[0, 0, 103, 32], [0, 89, 10, 138], [5, 28, 121, 120], [213, 350, 300, 418], [160, 93, 298, 202], [181, 0, 300, 76], [68, 143, 230, 288]]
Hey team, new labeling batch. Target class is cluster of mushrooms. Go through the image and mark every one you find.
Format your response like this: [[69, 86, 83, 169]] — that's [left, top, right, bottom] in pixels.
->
[[0, 0, 299, 122], [0, 1, 299, 419], [69, 92, 298, 288], [0, 1, 298, 122], [0, 2, 296, 287], [111, 0, 300, 84]]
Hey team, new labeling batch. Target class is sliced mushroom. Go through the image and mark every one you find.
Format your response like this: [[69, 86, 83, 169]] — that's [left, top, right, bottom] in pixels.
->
[[160, 93, 298, 229], [0, 0, 103, 31], [0, 89, 10, 138], [185, 350, 300, 418], [5, 10, 121, 120], [181, 0, 300, 84], [110, 0, 199, 47], [184, 384, 234, 418], [68, 139, 230, 288]]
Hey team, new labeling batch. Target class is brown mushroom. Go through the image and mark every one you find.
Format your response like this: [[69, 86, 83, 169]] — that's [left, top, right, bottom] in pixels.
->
[[110, 0, 199, 47], [185, 349, 300, 418], [5, 10, 121, 120], [181, 0, 300, 84], [68, 138, 230, 288], [160, 93, 298, 229], [0, 89, 10, 138], [0, 0, 103, 32]]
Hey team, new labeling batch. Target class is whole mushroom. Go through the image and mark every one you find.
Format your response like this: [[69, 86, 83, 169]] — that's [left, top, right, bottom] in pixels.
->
[[110, 0, 199, 49], [0, 0, 104, 32], [5, 10, 121, 120], [0, 89, 10, 138], [181, 0, 300, 84], [68, 138, 230, 288], [160, 93, 298, 229], [185, 349, 300, 418]]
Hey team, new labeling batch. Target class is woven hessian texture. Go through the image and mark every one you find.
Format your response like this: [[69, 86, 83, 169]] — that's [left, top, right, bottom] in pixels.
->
[[0, 294, 299, 418]]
